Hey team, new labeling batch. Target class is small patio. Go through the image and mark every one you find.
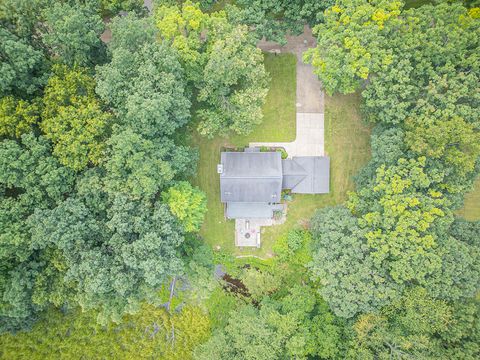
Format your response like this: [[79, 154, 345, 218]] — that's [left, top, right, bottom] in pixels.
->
[[235, 205, 286, 248]]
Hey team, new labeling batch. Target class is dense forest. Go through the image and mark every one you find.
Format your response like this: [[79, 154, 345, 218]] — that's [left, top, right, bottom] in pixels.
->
[[1, 0, 479, 359]]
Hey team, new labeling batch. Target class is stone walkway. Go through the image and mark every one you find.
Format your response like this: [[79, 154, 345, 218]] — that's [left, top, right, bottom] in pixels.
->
[[251, 26, 325, 157]]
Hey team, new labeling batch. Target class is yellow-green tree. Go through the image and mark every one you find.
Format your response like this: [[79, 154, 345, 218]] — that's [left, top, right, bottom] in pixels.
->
[[41, 65, 111, 171], [162, 181, 207, 233]]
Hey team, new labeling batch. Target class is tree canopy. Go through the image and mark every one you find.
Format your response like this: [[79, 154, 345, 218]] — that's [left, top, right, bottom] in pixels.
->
[[155, 1, 269, 137], [41, 2, 106, 67]]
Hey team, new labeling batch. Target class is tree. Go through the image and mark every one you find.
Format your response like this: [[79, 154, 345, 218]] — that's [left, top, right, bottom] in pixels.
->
[[197, 25, 268, 137], [405, 116, 480, 176], [194, 289, 317, 359], [0, 134, 75, 332], [346, 287, 480, 359], [162, 181, 207, 233], [96, 15, 191, 139], [0, 28, 47, 97], [41, 2, 106, 67], [195, 283, 349, 359], [304, 0, 402, 94], [240, 268, 281, 302], [155, 1, 269, 137], [104, 129, 194, 200], [106, 13, 157, 53], [349, 157, 450, 285], [0, 96, 39, 138], [309, 206, 401, 318], [154, 1, 214, 83], [362, 4, 480, 125], [423, 235, 480, 302], [0, 0, 51, 43], [41, 65, 111, 171], [28, 195, 186, 324], [228, 1, 335, 45], [0, 304, 211, 359], [100, 0, 145, 16]]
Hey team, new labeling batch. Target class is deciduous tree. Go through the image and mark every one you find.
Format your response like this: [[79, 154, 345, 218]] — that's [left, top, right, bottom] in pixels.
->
[[41, 65, 111, 170], [162, 181, 207, 233], [0, 96, 39, 138], [41, 2, 106, 67]]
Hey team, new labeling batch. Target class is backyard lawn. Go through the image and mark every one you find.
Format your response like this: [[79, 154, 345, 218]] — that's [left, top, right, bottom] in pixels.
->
[[190, 53, 371, 257], [458, 178, 480, 221]]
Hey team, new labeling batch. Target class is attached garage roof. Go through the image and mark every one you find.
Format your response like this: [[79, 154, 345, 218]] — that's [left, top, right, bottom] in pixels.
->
[[288, 156, 330, 194], [282, 159, 308, 189]]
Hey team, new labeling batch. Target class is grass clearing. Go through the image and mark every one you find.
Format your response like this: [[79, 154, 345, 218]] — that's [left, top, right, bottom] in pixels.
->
[[457, 177, 480, 221], [191, 53, 371, 257], [190, 53, 296, 255], [257, 92, 371, 253]]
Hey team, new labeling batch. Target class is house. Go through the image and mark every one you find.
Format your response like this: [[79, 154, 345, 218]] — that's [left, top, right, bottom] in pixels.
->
[[218, 149, 330, 220]]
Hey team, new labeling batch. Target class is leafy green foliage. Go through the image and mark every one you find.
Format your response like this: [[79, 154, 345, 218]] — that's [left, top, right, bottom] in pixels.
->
[[309, 206, 400, 318], [240, 268, 280, 302], [41, 65, 111, 170], [155, 1, 268, 137], [196, 25, 268, 137], [162, 181, 207, 233], [0, 27, 47, 97], [41, 2, 105, 67], [100, 0, 145, 16], [229, 0, 335, 45], [195, 283, 348, 359], [0, 305, 210, 359], [104, 129, 195, 200], [0, 96, 39, 138], [0, 0, 52, 42], [348, 288, 480, 359], [349, 157, 449, 284], [304, 0, 402, 94], [272, 228, 312, 266], [28, 195, 185, 324], [405, 116, 480, 176], [0, 134, 75, 331], [96, 14, 191, 139]]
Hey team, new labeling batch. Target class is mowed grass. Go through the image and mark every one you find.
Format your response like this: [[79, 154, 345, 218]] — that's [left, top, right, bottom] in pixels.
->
[[191, 52, 371, 257], [190, 53, 296, 254], [458, 178, 480, 221], [230, 53, 297, 144], [257, 92, 371, 255]]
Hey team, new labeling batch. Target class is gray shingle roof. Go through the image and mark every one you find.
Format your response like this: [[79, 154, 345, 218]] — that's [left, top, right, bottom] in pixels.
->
[[288, 156, 330, 194], [282, 159, 308, 189], [226, 202, 274, 219], [220, 152, 282, 203]]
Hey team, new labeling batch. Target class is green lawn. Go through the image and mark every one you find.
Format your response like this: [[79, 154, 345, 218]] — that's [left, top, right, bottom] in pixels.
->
[[458, 178, 480, 221], [190, 53, 296, 255], [191, 53, 371, 257], [230, 53, 297, 144], [257, 93, 371, 256]]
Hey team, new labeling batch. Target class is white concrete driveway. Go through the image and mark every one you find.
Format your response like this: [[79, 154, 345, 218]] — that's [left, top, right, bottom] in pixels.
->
[[252, 26, 325, 157], [250, 112, 324, 157]]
